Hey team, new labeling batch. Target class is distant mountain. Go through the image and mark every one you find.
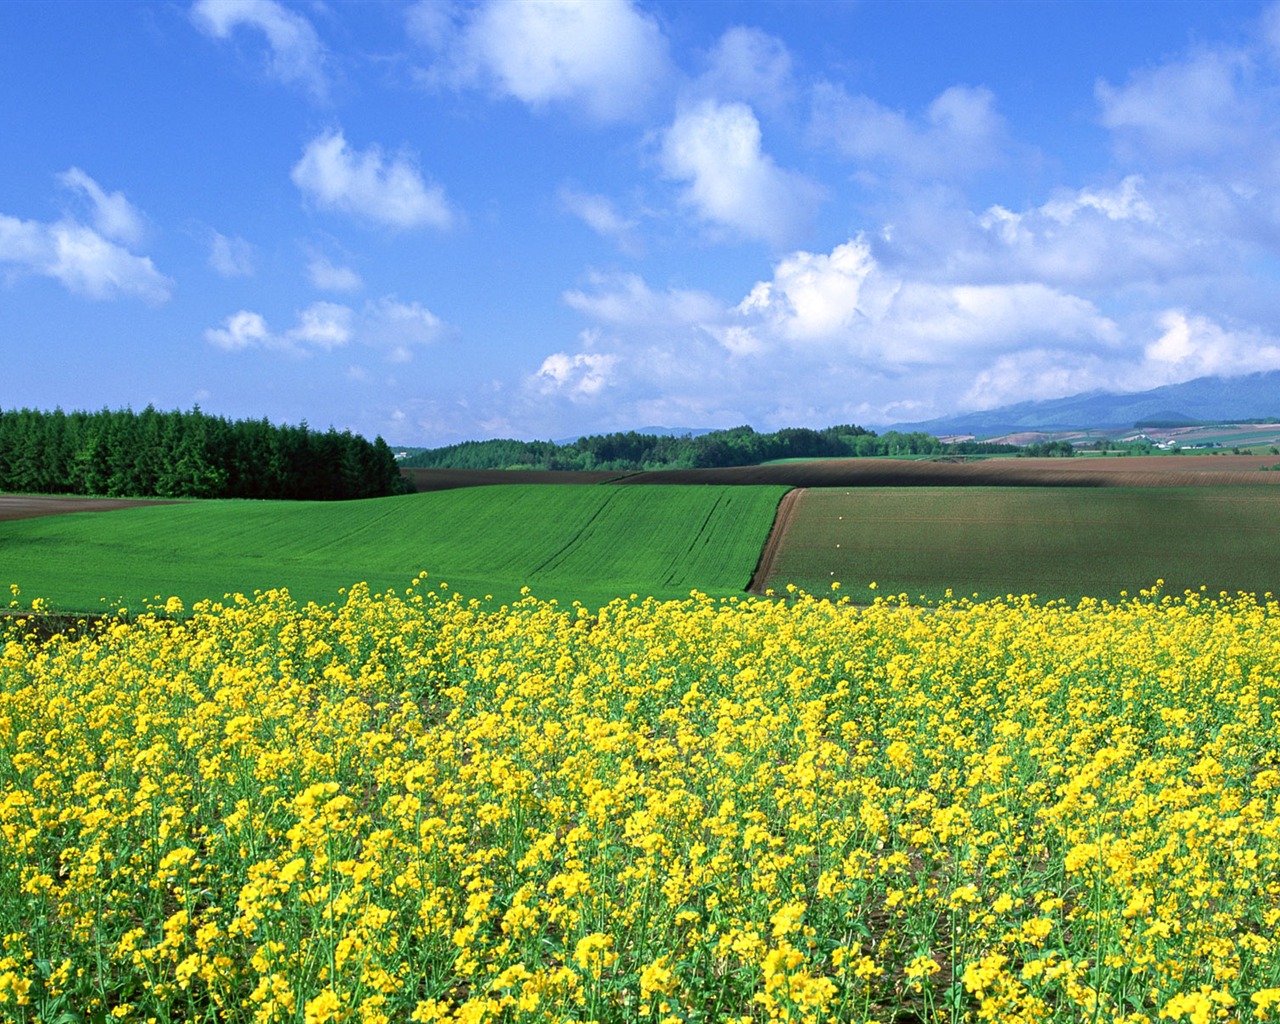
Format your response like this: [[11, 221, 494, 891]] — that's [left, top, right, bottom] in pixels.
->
[[892, 371, 1280, 435]]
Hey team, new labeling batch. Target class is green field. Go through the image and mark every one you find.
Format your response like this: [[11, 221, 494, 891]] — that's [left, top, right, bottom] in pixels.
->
[[763, 485, 1280, 603], [1, 484, 788, 613]]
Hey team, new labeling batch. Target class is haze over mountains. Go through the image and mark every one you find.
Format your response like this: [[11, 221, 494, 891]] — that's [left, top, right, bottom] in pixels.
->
[[891, 371, 1280, 436]]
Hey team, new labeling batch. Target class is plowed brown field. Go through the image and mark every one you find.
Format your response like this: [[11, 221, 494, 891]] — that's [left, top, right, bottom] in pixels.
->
[[620, 455, 1280, 487], [0, 495, 181, 523], [404, 455, 1280, 491]]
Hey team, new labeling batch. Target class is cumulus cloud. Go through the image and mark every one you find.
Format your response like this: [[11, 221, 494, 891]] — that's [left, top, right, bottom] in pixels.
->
[[411, 0, 673, 122], [0, 171, 172, 303], [733, 240, 897, 343], [208, 231, 254, 277], [661, 99, 823, 246], [1140, 309, 1280, 383], [532, 236, 1139, 427], [204, 309, 273, 351], [728, 237, 1119, 367], [205, 297, 448, 359], [534, 351, 617, 398], [290, 301, 354, 350], [811, 82, 1010, 180], [191, 0, 328, 98], [291, 129, 454, 230], [307, 255, 362, 292]]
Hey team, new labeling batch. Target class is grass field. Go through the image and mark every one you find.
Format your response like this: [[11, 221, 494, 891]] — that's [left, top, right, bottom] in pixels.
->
[[0, 484, 787, 613], [761, 486, 1280, 603]]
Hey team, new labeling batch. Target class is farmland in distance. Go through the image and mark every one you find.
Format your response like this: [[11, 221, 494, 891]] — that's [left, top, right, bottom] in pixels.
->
[[757, 485, 1280, 603], [0, 484, 787, 613]]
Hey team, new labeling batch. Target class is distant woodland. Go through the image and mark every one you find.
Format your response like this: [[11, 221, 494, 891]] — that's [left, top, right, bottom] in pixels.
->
[[403, 424, 1020, 471], [0, 407, 403, 500]]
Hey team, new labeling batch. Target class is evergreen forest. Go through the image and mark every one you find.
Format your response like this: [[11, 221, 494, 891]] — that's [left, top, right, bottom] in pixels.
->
[[0, 406, 404, 500]]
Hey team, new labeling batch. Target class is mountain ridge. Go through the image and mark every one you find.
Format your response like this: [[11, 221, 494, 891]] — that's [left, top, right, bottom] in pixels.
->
[[890, 371, 1280, 435]]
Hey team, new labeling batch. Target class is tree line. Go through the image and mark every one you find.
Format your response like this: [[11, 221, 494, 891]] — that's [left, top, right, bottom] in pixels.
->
[[0, 406, 404, 500], [403, 424, 1020, 471], [1017, 440, 1077, 458]]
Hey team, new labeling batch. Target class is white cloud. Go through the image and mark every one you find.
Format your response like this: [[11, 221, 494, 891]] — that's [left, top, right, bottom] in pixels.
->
[[208, 231, 254, 277], [191, 0, 328, 98], [291, 301, 354, 350], [405, 1, 462, 50], [57, 168, 146, 247], [734, 240, 897, 343], [534, 351, 617, 397], [1038, 175, 1156, 224], [697, 26, 794, 114], [205, 297, 448, 359], [661, 99, 822, 246], [811, 82, 1010, 180], [307, 255, 362, 292], [291, 129, 454, 230], [1096, 49, 1258, 165], [558, 187, 639, 251], [728, 237, 1119, 367], [0, 210, 172, 304], [414, 0, 673, 123], [204, 309, 272, 351], [1140, 309, 1280, 382], [0, 216, 46, 268], [45, 223, 172, 303], [0, 170, 169, 303], [563, 271, 720, 327], [365, 296, 448, 362], [960, 309, 1280, 411], [534, 236, 1135, 428], [868, 174, 1228, 292]]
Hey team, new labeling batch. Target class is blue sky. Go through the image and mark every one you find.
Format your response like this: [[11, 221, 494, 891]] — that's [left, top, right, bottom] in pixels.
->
[[5, 1, 1280, 445]]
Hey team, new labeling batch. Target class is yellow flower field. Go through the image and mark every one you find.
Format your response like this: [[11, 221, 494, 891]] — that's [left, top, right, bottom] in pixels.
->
[[0, 577, 1277, 1023]]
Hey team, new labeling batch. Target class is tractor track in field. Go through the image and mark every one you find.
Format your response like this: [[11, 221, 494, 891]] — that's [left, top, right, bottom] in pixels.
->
[[746, 488, 803, 595]]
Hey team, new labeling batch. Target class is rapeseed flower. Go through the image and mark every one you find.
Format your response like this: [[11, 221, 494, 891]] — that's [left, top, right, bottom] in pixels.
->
[[0, 582, 1276, 1021]]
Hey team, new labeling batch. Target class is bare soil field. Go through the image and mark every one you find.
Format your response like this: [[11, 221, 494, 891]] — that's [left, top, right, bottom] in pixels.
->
[[406, 456, 1280, 492], [620, 454, 1280, 488], [0, 495, 182, 523]]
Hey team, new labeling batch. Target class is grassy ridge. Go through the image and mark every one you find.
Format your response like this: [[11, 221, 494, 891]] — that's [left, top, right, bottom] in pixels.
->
[[1, 484, 788, 612], [764, 485, 1280, 602]]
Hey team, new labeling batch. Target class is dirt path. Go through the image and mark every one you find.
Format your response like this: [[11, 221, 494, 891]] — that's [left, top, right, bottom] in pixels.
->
[[0, 494, 182, 523], [746, 488, 803, 595]]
